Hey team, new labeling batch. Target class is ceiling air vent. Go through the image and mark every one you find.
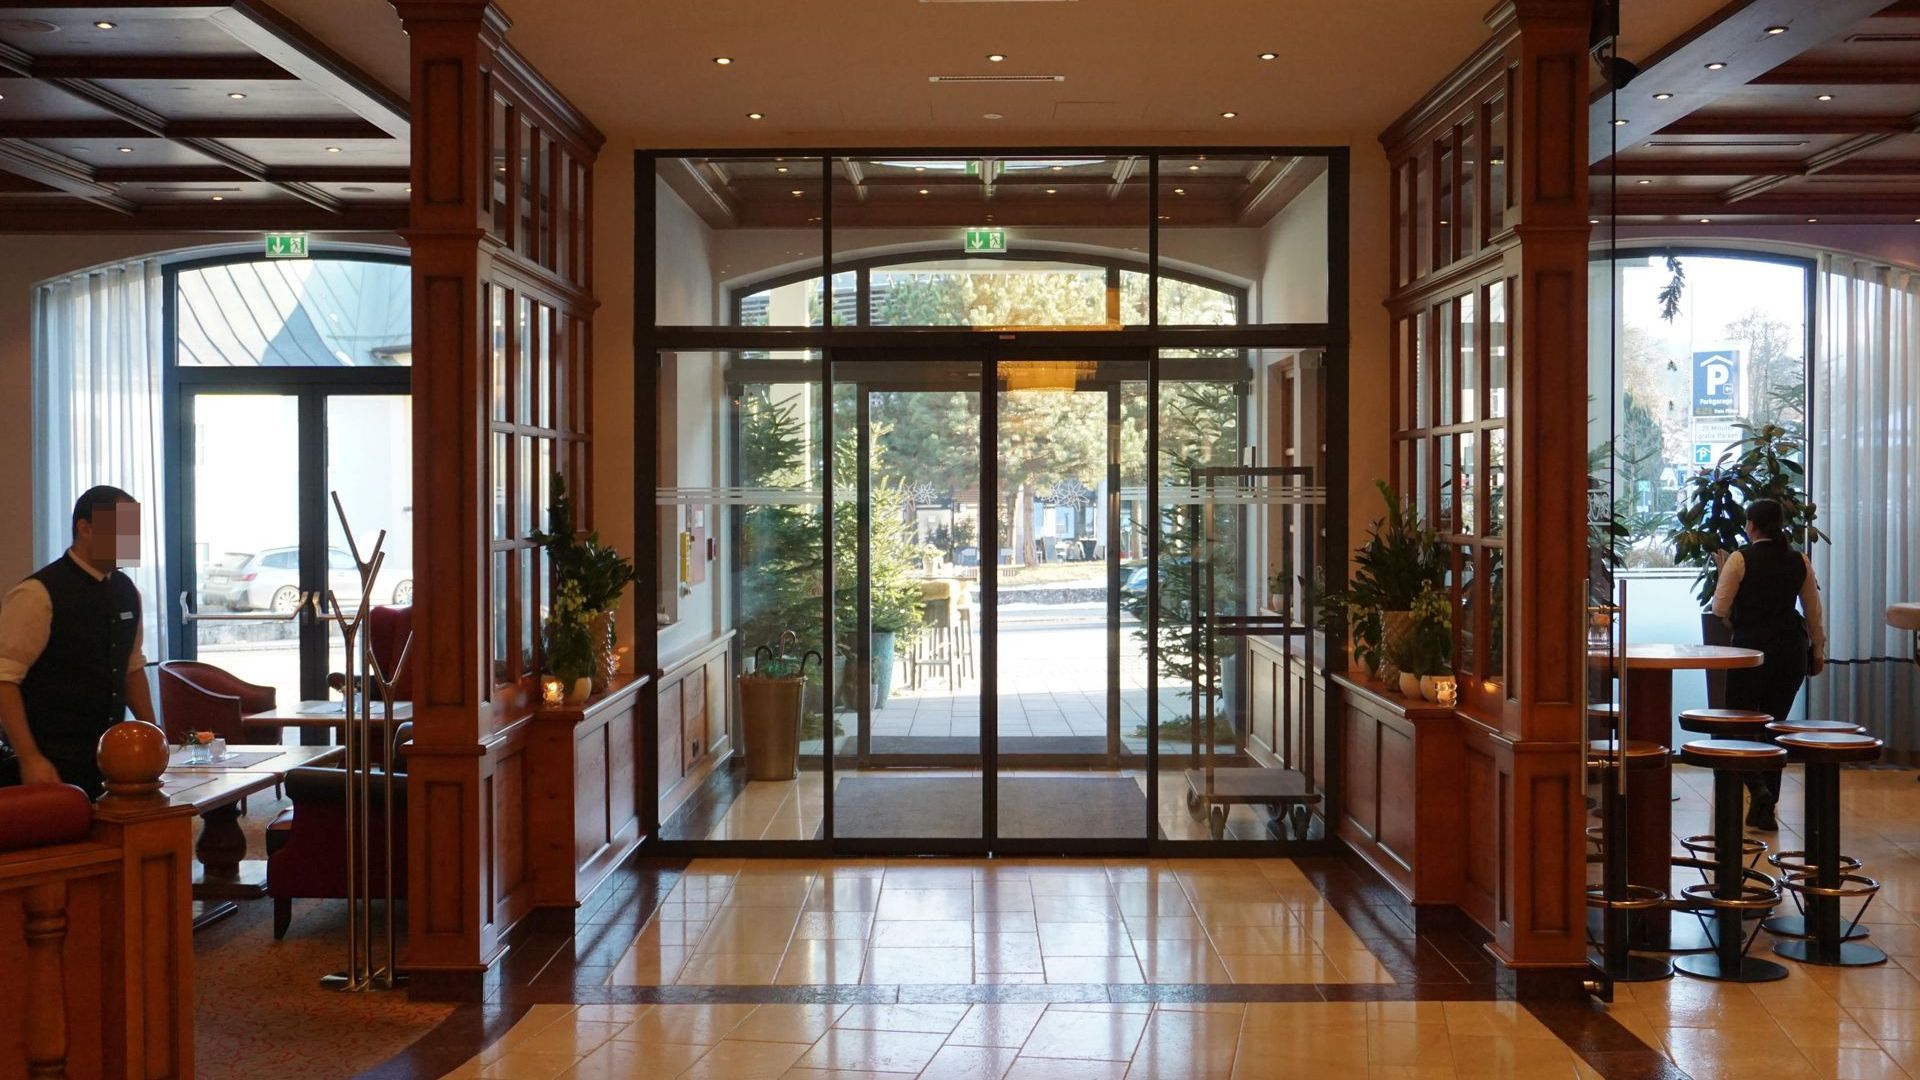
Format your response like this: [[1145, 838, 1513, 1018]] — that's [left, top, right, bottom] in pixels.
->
[[920, 0, 1075, 4], [1645, 140, 1808, 149], [929, 74, 1066, 84], [1845, 33, 1920, 43]]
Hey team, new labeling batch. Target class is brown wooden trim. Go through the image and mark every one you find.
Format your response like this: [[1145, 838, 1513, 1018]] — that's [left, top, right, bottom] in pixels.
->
[[0, 202, 405, 231], [0, 118, 393, 140], [10, 54, 294, 80], [212, 0, 411, 139], [1378, 4, 1517, 156], [91, 164, 413, 184], [0, 139, 133, 212], [658, 630, 738, 683]]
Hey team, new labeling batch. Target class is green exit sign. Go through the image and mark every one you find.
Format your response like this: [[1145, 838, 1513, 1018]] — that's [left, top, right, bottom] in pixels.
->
[[264, 232, 310, 259], [963, 227, 1008, 254]]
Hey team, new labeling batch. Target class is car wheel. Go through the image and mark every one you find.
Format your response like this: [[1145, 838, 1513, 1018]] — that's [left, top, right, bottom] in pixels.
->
[[269, 586, 303, 614], [393, 580, 413, 606]]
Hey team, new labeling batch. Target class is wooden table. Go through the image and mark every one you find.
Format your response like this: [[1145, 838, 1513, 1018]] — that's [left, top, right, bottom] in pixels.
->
[[1595, 643, 1764, 950], [243, 699, 412, 733], [163, 744, 337, 929]]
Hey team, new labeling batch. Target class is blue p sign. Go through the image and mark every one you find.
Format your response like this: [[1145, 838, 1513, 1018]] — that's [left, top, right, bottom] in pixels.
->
[[1693, 350, 1740, 417], [1694, 443, 1714, 465]]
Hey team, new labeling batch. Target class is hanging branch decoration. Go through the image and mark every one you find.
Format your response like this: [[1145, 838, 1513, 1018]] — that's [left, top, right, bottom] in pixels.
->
[[1042, 477, 1094, 509], [1656, 253, 1687, 322], [905, 480, 940, 507]]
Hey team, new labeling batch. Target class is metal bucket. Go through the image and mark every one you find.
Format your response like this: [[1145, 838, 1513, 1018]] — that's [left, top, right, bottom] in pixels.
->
[[739, 675, 804, 781]]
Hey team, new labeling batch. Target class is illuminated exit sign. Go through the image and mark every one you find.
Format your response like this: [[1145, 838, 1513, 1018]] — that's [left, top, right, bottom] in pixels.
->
[[264, 231, 310, 259], [963, 227, 1008, 254]]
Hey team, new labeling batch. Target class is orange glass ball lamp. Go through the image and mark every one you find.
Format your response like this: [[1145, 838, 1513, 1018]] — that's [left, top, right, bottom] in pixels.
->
[[97, 719, 170, 797]]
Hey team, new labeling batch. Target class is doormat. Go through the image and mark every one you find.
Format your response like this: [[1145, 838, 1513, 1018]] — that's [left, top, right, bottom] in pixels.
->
[[826, 775, 1148, 839]]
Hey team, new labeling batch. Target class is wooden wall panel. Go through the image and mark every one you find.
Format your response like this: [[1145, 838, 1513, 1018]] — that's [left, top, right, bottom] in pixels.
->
[[1463, 740, 1499, 925], [1343, 703, 1380, 840], [1378, 724, 1417, 862]]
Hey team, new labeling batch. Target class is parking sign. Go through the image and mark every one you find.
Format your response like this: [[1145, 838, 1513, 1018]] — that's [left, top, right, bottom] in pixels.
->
[[1693, 349, 1741, 417], [1693, 443, 1714, 465]]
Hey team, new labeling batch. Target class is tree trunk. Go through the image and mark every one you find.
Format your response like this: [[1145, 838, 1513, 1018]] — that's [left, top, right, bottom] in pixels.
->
[[1012, 485, 1031, 567]]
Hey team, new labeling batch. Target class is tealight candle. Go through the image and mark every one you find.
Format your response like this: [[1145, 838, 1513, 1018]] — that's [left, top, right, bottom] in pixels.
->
[[541, 676, 564, 706]]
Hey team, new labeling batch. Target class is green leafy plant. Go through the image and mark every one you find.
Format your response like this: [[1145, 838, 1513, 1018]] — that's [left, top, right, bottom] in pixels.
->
[[1394, 581, 1454, 677], [1656, 253, 1686, 322], [1671, 422, 1826, 607], [544, 579, 595, 684], [533, 474, 639, 613], [1319, 482, 1447, 674]]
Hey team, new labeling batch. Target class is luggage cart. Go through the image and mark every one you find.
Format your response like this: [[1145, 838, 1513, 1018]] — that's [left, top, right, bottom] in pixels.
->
[[1179, 465, 1324, 841]]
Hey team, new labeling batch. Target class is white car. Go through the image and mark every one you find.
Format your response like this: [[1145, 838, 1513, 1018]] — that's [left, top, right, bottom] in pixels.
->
[[200, 546, 413, 613]]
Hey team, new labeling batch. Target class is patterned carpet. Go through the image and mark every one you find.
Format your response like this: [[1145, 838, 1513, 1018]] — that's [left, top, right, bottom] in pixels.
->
[[191, 796, 452, 1080]]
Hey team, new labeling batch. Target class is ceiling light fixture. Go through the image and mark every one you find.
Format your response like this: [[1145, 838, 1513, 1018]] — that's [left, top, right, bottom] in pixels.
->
[[1612, 118, 1628, 126], [211, 195, 223, 201], [1219, 111, 1237, 118], [712, 56, 732, 65], [1807, 217, 1818, 223], [790, 188, 803, 196], [1636, 178, 1651, 184], [1589, 218, 1599, 224], [746, 111, 764, 120], [93, 19, 114, 29], [1652, 92, 1673, 100], [1045, 188, 1057, 194], [1699, 217, 1712, 223], [1765, 25, 1787, 34], [919, 188, 930, 195], [228, 92, 246, 100], [776, 166, 788, 173], [1817, 93, 1834, 101], [1051, 165, 1063, 171], [986, 53, 1006, 62], [1258, 51, 1277, 60], [915, 166, 926, 172], [325, 145, 341, 153], [116, 146, 132, 153], [982, 112, 1003, 120], [1174, 187, 1186, 195], [1187, 164, 1200, 171], [1704, 61, 1726, 71]]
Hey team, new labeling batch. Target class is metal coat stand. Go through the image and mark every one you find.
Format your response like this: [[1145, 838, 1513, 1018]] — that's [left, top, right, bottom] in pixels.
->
[[311, 492, 411, 992]]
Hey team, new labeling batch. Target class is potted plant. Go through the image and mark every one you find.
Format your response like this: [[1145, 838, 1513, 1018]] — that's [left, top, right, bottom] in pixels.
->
[[1396, 581, 1455, 702], [1320, 481, 1447, 685], [739, 633, 820, 781], [1671, 423, 1825, 699], [544, 579, 595, 704], [534, 475, 640, 694]]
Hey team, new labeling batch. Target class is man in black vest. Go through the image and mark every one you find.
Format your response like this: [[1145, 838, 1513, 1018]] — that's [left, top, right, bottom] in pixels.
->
[[0, 486, 158, 799]]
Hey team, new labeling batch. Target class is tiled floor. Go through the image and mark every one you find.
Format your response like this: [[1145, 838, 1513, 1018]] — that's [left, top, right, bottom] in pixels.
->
[[605, 858, 1390, 988], [437, 998, 1606, 1079]]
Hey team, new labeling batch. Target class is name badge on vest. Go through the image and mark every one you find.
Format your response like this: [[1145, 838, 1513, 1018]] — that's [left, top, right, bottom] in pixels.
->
[[120, 611, 134, 621]]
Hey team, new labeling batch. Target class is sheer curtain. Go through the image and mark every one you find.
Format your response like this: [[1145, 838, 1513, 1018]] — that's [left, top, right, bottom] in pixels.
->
[[1809, 254, 1920, 757], [31, 260, 169, 659]]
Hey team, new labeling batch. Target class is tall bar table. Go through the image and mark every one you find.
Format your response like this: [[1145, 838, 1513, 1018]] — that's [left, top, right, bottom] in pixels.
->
[[1610, 643, 1764, 950]]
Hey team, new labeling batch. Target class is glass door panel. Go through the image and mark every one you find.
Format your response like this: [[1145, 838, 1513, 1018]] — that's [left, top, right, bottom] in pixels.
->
[[325, 395, 415, 679], [993, 360, 1148, 841], [188, 393, 303, 705], [831, 356, 984, 842]]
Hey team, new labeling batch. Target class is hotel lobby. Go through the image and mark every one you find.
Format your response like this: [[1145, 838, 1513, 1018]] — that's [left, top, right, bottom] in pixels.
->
[[2, 1, 1920, 1078]]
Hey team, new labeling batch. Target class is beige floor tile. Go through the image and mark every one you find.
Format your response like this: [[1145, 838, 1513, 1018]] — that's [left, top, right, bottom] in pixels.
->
[[1441, 1001, 1559, 1040], [1848, 1006, 1920, 1042], [1126, 1006, 1241, 1076], [1366, 1001, 1449, 1024], [792, 1028, 949, 1073], [1793, 1045, 1907, 1080], [725, 882, 814, 908], [1035, 894, 1126, 924], [1241, 1001, 1368, 1035], [977, 931, 1047, 973], [475, 1050, 581, 1080], [727, 1004, 850, 1044], [1219, 952, 1340, 983], [678, 1039, 812, 1080], [1134, 938, 1233, 984], [634, 919, 709, 948], [614, 1003, 759, 1045], [1043, 954, 1145, 984], [947, 1003, 1050, 1048], [1877, 1039, 1920, 1075], [1113, 883, 1195, 919], [1444, 1035, 1583, 1079], [510, 1020, 626, 1059], [1125, 915, 1206, 940], [884, 865, 978, 889], [976, 882, 1041, 912], [1772, 1013, 1882, 1050], [922, 1043, 1023, 1080], [557, 1040, 706, 1080], [567, 1005, 650, 1026], [977, 910, 1042, 934], [1366, 1020, 1453, 1066], [608, 944, 689, 987], [835, 1003, 971, 1034], [875, 888, 973, 921], [1233, 1027, 1369, 1072], [871, 918, 973, 948], [980, 971, 1051, 983], [1040, 921, 1136, 957], [1004, 1059, 1131, 1080], [693, 915, 799, 956], [805, 877, 885, 912], [773, 939, 868, 984], [792, 910, 875, 940], [1207, 923, 1317, 955], [1816, 967, 1920, 1011], [1020, 1007, 1151, 1060], [675, 952, 783, 985], [1190, 902, 1292, 929], [778, 1070, 907, 1080], [1029, 872, 1119, 896], [1363, 1066, 1458, 1080], [862, 945, 974, 983], [1661, 1026, 1813, 1080]]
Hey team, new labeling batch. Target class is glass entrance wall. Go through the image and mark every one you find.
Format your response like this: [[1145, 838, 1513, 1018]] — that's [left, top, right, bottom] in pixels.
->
[[645, 148, 1346, 855]]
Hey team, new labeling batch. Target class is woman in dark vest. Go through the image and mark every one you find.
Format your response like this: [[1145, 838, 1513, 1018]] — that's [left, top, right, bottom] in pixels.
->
[[1711, 497, 1826, 831]]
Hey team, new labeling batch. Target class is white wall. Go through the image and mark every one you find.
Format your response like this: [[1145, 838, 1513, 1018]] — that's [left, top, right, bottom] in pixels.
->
[[1257, 172, 1331, 324]]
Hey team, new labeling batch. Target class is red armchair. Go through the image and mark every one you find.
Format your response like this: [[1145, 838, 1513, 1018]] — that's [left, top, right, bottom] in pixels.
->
[[156, 661, 280, 746], [264, 722, 410, 939], [369, 605, 413, 702], [0, 784, 92, 852]]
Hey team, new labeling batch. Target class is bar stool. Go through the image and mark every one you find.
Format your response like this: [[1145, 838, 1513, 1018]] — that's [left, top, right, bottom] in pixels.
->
[[1760, 719, 1868, 942], [1664, 708, 1775, 951], [1678, 708, 1773, 739], [1769, 730, 1887, 968], [1585, 737, 1673, 981], [1587, 701, 1621, 743], [1672, 739, 1788, 982]]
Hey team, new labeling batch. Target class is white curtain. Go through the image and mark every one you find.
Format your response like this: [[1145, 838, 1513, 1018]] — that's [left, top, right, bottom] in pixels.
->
[[1809, 254, 1920, 757], [31, 260, 169, 659]]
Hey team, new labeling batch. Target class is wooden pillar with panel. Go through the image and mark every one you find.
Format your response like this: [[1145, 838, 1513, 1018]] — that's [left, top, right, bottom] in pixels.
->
[[1367, 0, 1591, 984], [391, 0, 605, 981]]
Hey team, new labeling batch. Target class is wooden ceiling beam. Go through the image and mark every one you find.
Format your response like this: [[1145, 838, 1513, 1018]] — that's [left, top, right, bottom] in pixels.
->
[[0, 55, 294, 81], [92, 164, 409, 183], [1236, 155, 1327, 224], [1604, 192, 1920, 216], [842, 158, 868, 202], [0, 201, 406, 233], [0, 139, 132, 212], [1750, 61, 1920, 86], [208, 2, 409, 141], [1722, 109, 1920, 203], [1656, 114, 1916, 137], [1599, 157, 1920, 176], [1588, 0, 1896, 166], [0, 118, 385, 140], [1106, 156, 1137, 201]]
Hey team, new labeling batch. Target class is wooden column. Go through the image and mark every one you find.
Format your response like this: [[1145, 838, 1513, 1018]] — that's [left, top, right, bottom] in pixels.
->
[[393, 0, 498, 978], [1496, 0, 1591, 976]]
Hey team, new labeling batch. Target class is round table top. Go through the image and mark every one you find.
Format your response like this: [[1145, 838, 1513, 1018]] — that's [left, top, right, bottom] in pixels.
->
[[1887, 603, 1920, 632], [1589, 643, 1765, 670]]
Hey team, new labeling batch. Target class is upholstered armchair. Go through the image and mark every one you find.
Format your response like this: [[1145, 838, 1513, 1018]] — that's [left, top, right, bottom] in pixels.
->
[[156, 661, 280, 746], [0, 784, 93, 852], [264, 722, 410, 939]]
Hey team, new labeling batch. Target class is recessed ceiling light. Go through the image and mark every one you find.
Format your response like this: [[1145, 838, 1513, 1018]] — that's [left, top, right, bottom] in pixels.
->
[[1050, 165, 1063, 171], [327, 145, 343, 153], [790, 188, 803, 196], [116, 146, 132, 153], [211, 195, 223, 201], [915, 166, 926, 172], [776, 166, 788, 173], [712, 56, 732, 65], [1219, 111, 1237, 118], [1816, 94, 1834, 102], [982, 112, 1003, 120], [1652, 92, 1673, 101], [1699, 217, 1712, 223], [1636, 178, 1651, 184], [1589, 218, 1599, 224], [228, 92, 247, 101], [918, 188, 930, 195], [1045, 188, 1057, 195], [746, 112, 764, 120], [1258, 51, 1277, 61], [986, 53, 1006, 62], [1705, 62, 1726, 71], [1187, 164, 1200, 171], [1807, 217, 1818, 223], [1174, 187, 1186, 195], [1765, 25, 1787, 34], [1439, 219, 1449, 225], [1612, 118, 1628, 126], [405, 185, 411, 193], [93, 20, 114, 29]]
